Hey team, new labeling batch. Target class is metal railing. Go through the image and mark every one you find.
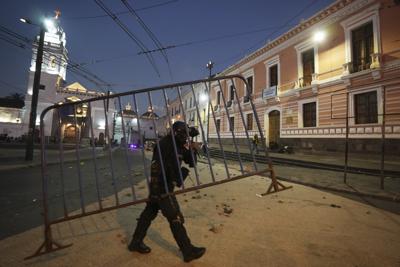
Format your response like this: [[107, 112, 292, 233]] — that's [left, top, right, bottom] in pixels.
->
[[26, 74, 291, 260]]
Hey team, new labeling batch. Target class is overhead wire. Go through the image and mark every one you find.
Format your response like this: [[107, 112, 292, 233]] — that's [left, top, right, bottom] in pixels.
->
[[137, 23, 298, 55], [0, 24, 111, 92], [215, 0, 323, 68], [65, 0, 179, 20], [0, 79, 26, 93], [0, 34, 26, 49], [121, 0, 174, 80], [40, 22, 299, 69], [93, 0, 161, 77]]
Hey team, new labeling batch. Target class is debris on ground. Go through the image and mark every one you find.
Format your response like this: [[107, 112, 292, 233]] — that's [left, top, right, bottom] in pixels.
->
[[191, 195, 202, 200], [216, 203, 233, 216], [330, 204, 341, 208], [223, 207, 233, 214], [209, 224, 224, 233], [278, 200, 284, 203]]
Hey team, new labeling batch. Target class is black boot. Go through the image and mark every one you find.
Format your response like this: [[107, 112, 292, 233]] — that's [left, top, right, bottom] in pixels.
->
[[183, 246, 206, 262], [128, 240, 151, 254]]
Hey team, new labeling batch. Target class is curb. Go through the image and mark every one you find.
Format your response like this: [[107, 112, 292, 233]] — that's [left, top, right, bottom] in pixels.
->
[[274, 175, 400, 203], [206, 158, 400, 203]]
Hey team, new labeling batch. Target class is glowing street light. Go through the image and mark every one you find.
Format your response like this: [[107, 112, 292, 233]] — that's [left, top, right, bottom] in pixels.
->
[[206, 60, 214, 78], [313, 30, 326, 43], [19, 18, 29, 24], [199, 93, 208, 102]]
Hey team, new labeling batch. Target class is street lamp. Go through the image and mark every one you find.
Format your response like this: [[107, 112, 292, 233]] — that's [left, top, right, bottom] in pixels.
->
[[206, 61, 214, 78], [205, 60, 214, 146], [313, 30, 326, 43], [199, 93, 208, 103], [20, 17, 53, 161]]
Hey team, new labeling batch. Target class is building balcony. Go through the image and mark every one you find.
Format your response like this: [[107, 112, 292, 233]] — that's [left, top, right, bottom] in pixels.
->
[[343, 53, 381, 75], [298, 73, 317, 88]]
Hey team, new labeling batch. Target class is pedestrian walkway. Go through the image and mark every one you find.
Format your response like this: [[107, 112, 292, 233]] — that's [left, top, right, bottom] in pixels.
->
[[207, 143, 400, 202], [1, 166, 400, 266]]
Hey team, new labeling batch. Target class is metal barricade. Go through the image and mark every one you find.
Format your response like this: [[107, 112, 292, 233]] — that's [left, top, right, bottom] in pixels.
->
[[26, 75, 291, 259]]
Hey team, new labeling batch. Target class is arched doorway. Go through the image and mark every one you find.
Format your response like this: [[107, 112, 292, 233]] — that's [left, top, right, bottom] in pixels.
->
[[268, 110, 280, 148], [64, 125, 80, 142]]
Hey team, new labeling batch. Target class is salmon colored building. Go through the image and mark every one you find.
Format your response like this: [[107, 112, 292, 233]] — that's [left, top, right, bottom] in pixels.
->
[[209, 0, 400, 154]]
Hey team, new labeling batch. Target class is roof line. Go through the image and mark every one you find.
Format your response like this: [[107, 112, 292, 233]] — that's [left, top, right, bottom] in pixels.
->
[[220, 0, 356, 75]]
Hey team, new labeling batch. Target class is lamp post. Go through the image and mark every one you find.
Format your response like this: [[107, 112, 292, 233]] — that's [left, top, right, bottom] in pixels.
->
[[206, 60, 214, 78], [21, 18, 46, 161], [205, 60, 214, 145]]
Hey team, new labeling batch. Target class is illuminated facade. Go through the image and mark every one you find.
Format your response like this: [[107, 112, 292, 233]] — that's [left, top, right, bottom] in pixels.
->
[[0, 16, 115, 141], [209, 0, 400, 153]]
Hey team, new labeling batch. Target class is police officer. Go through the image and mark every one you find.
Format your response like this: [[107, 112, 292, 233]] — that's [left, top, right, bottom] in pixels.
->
[[128, 121, 206, 263]]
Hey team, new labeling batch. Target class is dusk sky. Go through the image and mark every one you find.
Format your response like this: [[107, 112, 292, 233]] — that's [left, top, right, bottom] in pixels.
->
[[0, 0, 334, 98]]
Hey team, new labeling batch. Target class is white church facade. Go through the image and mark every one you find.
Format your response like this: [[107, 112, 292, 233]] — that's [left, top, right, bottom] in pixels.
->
[[0, 15, 169, 144], [0, 16, 115, 143]]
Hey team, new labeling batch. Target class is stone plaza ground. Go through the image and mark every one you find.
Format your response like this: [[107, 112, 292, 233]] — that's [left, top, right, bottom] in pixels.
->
[[0, 158, 399, 267]]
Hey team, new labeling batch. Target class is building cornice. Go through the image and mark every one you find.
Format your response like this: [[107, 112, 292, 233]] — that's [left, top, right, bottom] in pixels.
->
[[221, 0, 374, 76]]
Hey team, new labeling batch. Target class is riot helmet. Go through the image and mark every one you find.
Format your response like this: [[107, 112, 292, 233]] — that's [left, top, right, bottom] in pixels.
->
[[172, 121, 189, 145]]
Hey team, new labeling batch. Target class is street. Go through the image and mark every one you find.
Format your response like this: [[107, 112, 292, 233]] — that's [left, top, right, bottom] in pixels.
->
[[0, 148, 149, 240]]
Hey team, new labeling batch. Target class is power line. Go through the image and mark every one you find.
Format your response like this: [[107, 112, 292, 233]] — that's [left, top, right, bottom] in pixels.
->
[[137, 23, 298, 55], [216, 0, 322, 68], [121, 0, 174, 80], [0, 25, 31, 43], [65, 0, 179, 20], [0, 34, 26, 49], [94, 0, 161, 77], [2, 21, 300, 70], [0, 79, 26, 93], [0, 25, 112, 92]]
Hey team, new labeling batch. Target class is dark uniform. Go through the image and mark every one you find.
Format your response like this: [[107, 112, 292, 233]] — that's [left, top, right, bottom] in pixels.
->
[[128, 122, 205, 262]]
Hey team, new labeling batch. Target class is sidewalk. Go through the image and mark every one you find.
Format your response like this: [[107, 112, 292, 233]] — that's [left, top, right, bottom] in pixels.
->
[[1, 163, 399, 266], [207, 144, 400, 202]]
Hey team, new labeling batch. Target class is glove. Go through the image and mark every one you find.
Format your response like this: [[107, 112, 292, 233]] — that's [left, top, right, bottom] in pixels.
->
[[176, 167, 189, 187], [181, 167, 189, 180]]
